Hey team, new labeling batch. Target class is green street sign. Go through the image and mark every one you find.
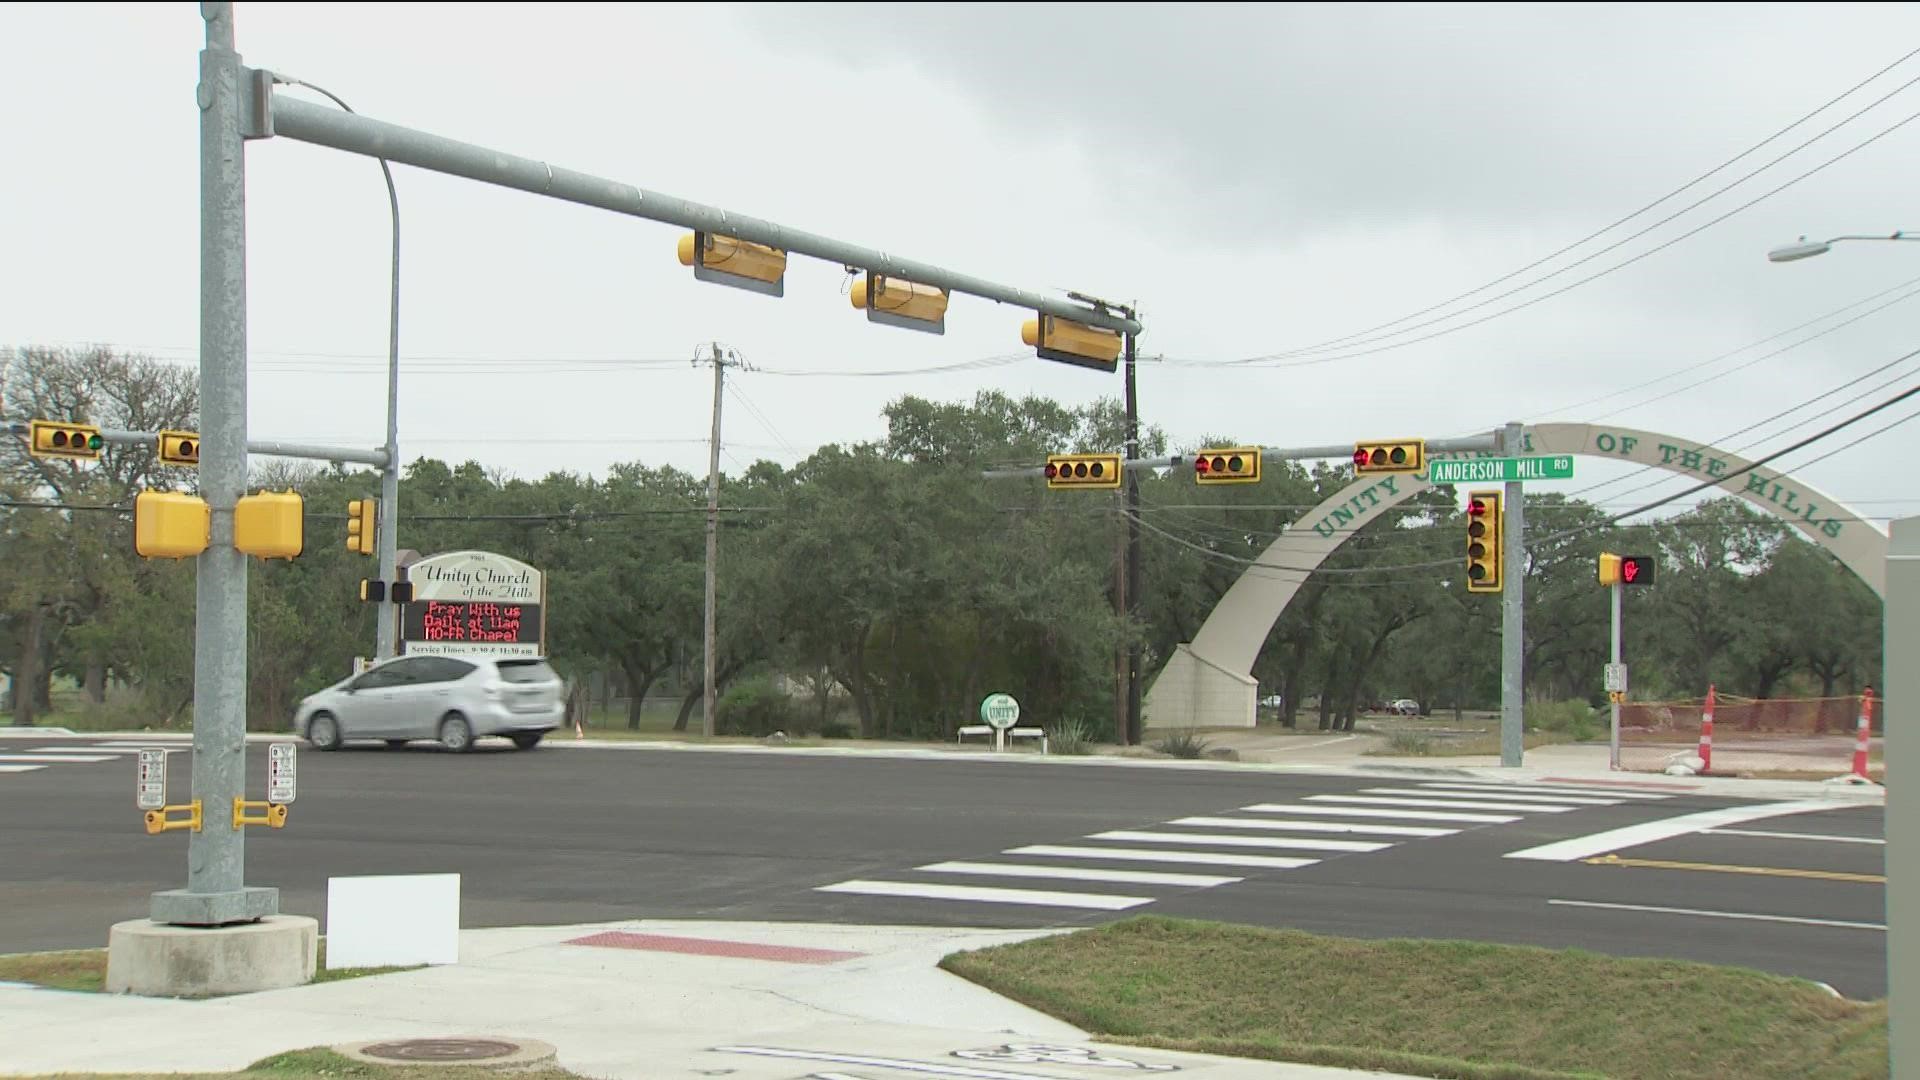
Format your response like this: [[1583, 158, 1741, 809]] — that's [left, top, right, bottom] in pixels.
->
[[1428, 455, 1575, 485]]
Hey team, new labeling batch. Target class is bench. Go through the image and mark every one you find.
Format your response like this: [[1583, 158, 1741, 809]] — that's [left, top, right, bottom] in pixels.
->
[[956, 725, 1048, 754]]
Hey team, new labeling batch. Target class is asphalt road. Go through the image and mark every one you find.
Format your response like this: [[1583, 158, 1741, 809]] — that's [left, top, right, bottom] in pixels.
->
[[0, 735, 1888, 997]]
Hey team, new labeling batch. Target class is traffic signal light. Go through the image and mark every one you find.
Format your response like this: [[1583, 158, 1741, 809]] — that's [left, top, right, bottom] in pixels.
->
[[1599, 553, 1657, 587], [1193, 447, 1261, 485], [359, 579, 387, 603], [28, 420, 103, 461], [157, 430, 199, 467], [1021, 313, 1122, 372], [1465, 490, 1502, 593], [851, 274, 949, 334], [1044, 453, 1122, 490], [234, 490, 304, 560], [345, 498, 377, 555], [677, 231, 786, 296], [133, 491, 210, 560], [1353, 439, 1425, 475]]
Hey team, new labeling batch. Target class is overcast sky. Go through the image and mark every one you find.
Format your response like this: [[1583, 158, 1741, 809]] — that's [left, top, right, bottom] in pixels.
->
[[3, 2, 1918, 524]]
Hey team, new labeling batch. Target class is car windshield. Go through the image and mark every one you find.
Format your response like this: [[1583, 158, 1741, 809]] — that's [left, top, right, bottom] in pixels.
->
[[496, 659, 557, 684]]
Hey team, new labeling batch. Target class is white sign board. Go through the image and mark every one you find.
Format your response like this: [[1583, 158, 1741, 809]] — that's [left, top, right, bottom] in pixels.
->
[[325, 873, 461, 969], [136, 748, 166, 811], [406, 550, 543, 602], [268, 742, 297, 805], [981, 693, 1021, 731], [401, 550, 547, 659], [1604, 663, 1628, 693]]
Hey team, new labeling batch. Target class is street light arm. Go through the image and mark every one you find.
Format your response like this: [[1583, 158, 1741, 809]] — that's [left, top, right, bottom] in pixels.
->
[[1769, 231, 1920, 263]]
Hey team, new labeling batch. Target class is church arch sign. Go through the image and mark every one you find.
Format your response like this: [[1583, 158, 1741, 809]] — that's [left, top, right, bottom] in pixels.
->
[[1143, 422, 1888, 729]]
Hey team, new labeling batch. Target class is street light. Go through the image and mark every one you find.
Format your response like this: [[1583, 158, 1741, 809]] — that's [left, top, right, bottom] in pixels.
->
[[1767, 231, 1918, 263]]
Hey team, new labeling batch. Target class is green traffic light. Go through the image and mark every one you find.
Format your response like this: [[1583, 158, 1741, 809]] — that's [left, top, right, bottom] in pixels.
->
[[87, 434, 103, 450]]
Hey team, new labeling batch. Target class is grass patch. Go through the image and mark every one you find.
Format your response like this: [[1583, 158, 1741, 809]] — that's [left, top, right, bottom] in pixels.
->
[[939, 916, 1887, 1080], [0, 940, 420, 995], [1153, 730, 1211, 759], [1366, 731, 1576, 757]]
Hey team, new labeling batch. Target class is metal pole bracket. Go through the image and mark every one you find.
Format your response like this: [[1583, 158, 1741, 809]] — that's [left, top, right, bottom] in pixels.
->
[[231, 798, 288, 830], [144, 801, 203, 835]]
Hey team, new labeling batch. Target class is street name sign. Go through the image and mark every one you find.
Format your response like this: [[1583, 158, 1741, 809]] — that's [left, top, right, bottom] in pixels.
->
[[1428, 455, 1575, 485]]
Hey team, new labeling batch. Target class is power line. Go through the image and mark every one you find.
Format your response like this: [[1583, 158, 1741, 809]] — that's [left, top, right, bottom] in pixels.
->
[[1166, 106, 1920, 370], [1177, 47, 1920, 366]]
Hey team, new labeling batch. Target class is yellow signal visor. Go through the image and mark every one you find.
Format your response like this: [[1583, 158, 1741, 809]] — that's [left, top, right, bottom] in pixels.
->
[[678, 231, 786, 297], [157, 430, 200, 467], [134, 491, 211, 560], [1044, 453, 1123, 490], [852, 274, 949, 335], [235, 490, 305, 560], [1022, 314, 1121, 372]]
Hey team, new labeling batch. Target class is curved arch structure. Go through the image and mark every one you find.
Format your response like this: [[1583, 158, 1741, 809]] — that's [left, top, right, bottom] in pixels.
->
[[1143, 422, 1890, 730]]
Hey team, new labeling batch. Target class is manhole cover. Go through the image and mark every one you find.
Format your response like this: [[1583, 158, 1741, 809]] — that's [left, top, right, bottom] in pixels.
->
[[359, 1039, 521, 1062]]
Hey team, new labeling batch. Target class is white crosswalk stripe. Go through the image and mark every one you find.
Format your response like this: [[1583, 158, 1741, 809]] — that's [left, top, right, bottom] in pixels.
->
[[1309, 794, 1581, 813], [1089, 830, 1391, 853], [813, 779, 1690, 914], [917, 861, 1241, 888], [1415, 781, 1674, 801], [1005, 845, 1320, 870], [1363, 786, 1623, 806], [1179, 815, 1458, 838], [0, 754, 117, 764], [1244, 802, 1521, 824], [0, 764, 45, 774], [817, 880, 1153, 910]]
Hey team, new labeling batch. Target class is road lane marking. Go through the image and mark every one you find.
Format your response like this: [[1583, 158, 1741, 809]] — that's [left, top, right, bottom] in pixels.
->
[[1090, 829, 1390, 853], [814, 880, 1152, 910], [1417, 781, 1673, 801], [1244, 803, 1519, 823], [1549, 899, 1885, 931], [1582, 854, 1885, 883], [1704, 828, 1884, 845], [917, 861, 1240, 887], [1310, 794, 1577, 813], [0, 764, 46, 773], [1367, 786, 1622, 806], [1187, 815, 1458, 837], [1005, 845, 1318, 870], [715, 1046, 1059, 1080], [0, 754, 116, 764], [1504, 799, 1843, 861]]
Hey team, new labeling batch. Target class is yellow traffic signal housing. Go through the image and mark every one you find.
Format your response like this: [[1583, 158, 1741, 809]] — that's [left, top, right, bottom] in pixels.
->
[[677, 231, 786, 297], [1465, 489, 1503, 594], [1597, 552, 1622, 587], [1021, 314, 1122, 372], [851, 273, 949, 335], [1044, 453, 1122, 490], [134, 491, 210, 560], [345, 498, 377, 555], [157, 430, 200, 467], [28, 420, 104, 461], [234, 490, 304, 560], [1193, 447, 1261, 485], [1353, 439, 1425, 475]]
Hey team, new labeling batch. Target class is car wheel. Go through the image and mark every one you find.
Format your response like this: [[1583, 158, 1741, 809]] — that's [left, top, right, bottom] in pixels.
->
[[307, 712, 343, 751], [385, 739, 408, 749], [439, 712, 474, 753], [511, 733, 543, 751]]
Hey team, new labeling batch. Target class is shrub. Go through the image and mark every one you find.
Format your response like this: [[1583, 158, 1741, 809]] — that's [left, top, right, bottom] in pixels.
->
[[715, 678, 801, 737], [1527, 699, 1602, 741], [1046, 716, 1099, 755], [1387, 731, 1433, 756], [1154, 730, 1212, 759]]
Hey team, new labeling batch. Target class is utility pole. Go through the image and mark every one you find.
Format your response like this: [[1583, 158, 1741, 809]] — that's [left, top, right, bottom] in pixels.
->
[[1885, 517, 1916, 1078], [695, 343, 742, 739], [1123, 321, 1144, 746], [1500, 420, 1525, 768], [150, 0, 275, 927]]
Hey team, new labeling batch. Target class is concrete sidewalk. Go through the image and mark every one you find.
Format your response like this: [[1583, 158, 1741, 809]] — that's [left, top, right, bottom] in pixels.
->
[[0, 920, 1413, 1079]]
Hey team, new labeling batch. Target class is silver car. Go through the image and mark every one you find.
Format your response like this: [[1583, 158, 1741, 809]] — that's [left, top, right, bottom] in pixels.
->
[[295, 654, 564, 752]]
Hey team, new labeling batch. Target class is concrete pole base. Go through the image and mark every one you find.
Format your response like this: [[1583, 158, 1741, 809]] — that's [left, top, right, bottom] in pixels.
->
[[106, 915, 317, 997]]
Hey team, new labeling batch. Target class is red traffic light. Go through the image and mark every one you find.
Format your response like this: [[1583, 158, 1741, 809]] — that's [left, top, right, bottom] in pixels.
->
[[1194, 457, 1211, 474], [1468, 498, 1488, 516], [1352, 448, 1369, 468], [1044, 462, 1059, 479]]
